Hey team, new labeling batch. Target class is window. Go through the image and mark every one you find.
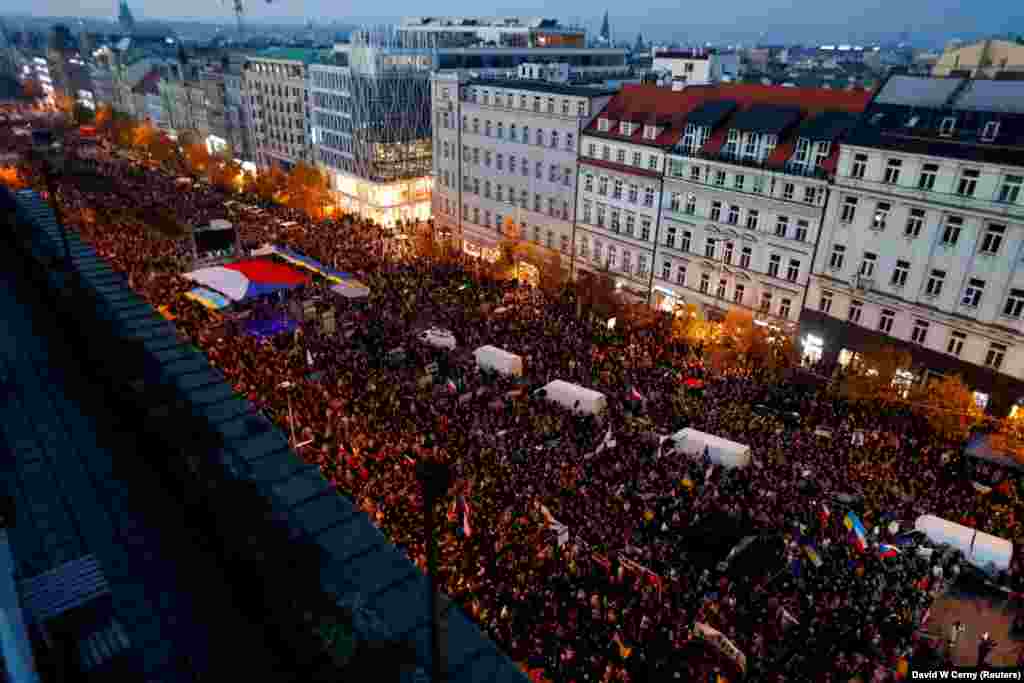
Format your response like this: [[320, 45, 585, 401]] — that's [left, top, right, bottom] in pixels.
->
[[727, 205, 740, 225], [550, 164, 559, 182], [714, 170, 726, 186], [787, 259, 800, 282], [472, 148, 480, 165], [884, 158, 902, 184], [775, 216, 788, 238], [484, 151, 492, 167], [691, 166, 703, 182], [472, 117, 480, 133], [859, 252, 877, 278], [705, 238, 717, 259], [947, 331, 966, 357], [484, 181, 491, 198], [829, 245, 846, 270], [586, 142, 595, 157], [662, 260, 671, 280], [644, 126, 658, 141], [734, 174, 745, 191], [710, 201, 722, 221], [848, 300, 863, 324], [941, 215, 963, 246], [596, 204, 605, 227], [598, 176, 608, 195], [685, 194, 697, 215], [979, 224, 1005, 255], [820, 290, 833, 313], [564, 169, 571, 187], [546, 230, 554, 248], [840, 196, 858, 223], [891, 260, 910, 287], [872, 202, 891, 230], [877, 309, 895, 334], [551, 131, 559, 149], [484, 210, 491, 226], [606, 245, 617, 268], [638, 254, 648, 276], [911, 320, 929, 345], [746, 209, 760, 230], [622, 251, 632, 274], [562, 99, 570, 115], [610, 209, 621, 232], [584, 174, 594, 192], [981, 121, 1001, 142], [593, 241, 603, 264], [485, 120, 492, 136], [602, 145, 610, 160], [782, 183, 795, 200], [999, 175, 1022, 204], [641, 219, 651, 241], [734, 284, 745, 304], [648, 155, 659, 171], [676, 264, 687, 285], [962, 278, 986, 308], [511, 123, 518, 141], [616, 148, 626, 164], [725, 129, 740, 157], [768, 254, 781, 277], [957, 168, 979, 197], [496, 184, 503, 202], [939, 117, 956, 137], [794, 219, 809, 242], [644, 187, 655, 207], [986, 343, 1007, 370], [496, 122, 503, 139], [622, 212, 634, 236], [681, 230, 692, 252], [851, 153, 868, 179], [582, 201, 592, 223], [804, 187, 819, 205], [905, 208, 924, 238], [740, 246, 752, 269], [760, 291, 773, 312], [752, 176, 764, 194], [716, 278, 727, 298], [918, 163, 938, 191], [665, 226, 677, 248], [522, 126, 530, 143], [925, 269, 945, 297], [472, 207, 480, 224], [632, 152, 642, 166], [700, 273, 710, 294], [614, 179, 624, 200], [566, 133, 574, 151], [496, 154, 503, 170], [1004, 289, 1024, 318]]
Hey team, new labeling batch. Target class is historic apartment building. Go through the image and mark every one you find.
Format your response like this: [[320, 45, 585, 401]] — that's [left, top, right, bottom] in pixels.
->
[[243, 48, 317, 171], [802, 76, 1024, 412], [431, 70, 614, 267]]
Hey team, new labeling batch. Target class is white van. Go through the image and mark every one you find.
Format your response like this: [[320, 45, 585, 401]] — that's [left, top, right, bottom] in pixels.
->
[[670, 428, 752, 469], [914, 514, 1013, 573], [539, 380, 607, 416], [473, 345, 523, 377], [418, 327, 457, 350]]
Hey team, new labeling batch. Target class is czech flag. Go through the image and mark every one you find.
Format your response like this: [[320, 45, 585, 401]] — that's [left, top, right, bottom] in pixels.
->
[[628, 386, 645, 402], [843, 510, 868, 553], [819, 504, 831, 525], [878, 544, 900, 559]]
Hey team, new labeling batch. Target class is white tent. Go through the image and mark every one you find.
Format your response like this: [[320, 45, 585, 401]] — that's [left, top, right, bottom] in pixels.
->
[[183, 266, 249, 301], [209, 219, 232, 231], [539, 380, 606, 416], [473, 345, 523, 377], [915, 514, 1013, 572], [330, 281, 370, 299], [670, 428, 752, 469]]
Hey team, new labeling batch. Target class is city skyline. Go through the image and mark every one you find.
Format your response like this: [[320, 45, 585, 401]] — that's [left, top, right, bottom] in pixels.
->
[[1, 0, 1021, 46]]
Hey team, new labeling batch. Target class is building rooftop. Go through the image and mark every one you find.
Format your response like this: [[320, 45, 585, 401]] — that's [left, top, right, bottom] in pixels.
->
[[253, 47, 323, 64], [465, 77, 617, 97], [846, 75, 1024, 167]]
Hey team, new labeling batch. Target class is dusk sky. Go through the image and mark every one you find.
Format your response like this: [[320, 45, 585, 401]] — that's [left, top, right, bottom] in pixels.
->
[[3, 0, 1021, 44]]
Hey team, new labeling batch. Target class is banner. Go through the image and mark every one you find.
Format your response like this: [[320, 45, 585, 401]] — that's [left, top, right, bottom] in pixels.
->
[[693, 622, 747, 674]]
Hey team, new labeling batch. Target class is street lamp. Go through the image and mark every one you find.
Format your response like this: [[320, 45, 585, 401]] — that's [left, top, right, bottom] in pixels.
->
[[415, 458, 451, 683], [277, 381, 312, 450]]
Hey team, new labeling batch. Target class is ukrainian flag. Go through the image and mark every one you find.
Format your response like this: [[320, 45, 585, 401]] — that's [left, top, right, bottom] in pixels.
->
[[843, 511, 868, 552]]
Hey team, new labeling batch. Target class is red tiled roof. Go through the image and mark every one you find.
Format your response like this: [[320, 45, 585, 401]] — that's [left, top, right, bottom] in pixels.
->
[[586, 83, 873, 154], [699, 126, 728, 155]]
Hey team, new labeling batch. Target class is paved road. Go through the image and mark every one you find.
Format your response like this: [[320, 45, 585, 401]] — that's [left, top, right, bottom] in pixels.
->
[[923, 587, 1021, 667], [0, 243, 298, 682]]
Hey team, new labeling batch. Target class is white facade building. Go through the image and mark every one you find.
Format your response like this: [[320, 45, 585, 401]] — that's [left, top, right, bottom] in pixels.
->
[[803, 76, 1024, 413], [243, 49, 316, 171], [432, 72, 613, 265], [652, 49, 739, 86]]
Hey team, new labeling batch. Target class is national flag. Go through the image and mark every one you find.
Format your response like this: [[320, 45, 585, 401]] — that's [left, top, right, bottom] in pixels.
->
[[878, 544, 900, 559], [843, 510, 868, 552], [628, 386, 645, 402], [447, 498, 458, 523], [803, 543, 823, 568], [818, 504, 831, 525], [460, 495, 473, 538]]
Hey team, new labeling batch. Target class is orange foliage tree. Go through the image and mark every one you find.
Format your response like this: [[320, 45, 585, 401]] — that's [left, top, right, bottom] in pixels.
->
[[182, 142, 212, 177], [839, 343, 914, 403], [94, 104, 114, 132], [22, 79, 44, 101], [911, 374, 984, 443], [0, 166, 26, 189], [251, 164, 287, 203], [131, 121, 158, 153], [208, 158, 243, 193], [284, 162, 331, 217]]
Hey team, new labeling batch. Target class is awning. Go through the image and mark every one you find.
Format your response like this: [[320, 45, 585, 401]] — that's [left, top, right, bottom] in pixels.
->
[[184, 258, 310, 302], [270, 245, 354, 284]]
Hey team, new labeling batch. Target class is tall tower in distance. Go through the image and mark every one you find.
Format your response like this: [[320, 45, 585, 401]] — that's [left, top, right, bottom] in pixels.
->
[[599, 11, 611, 45], [118, 0, 136, 35]]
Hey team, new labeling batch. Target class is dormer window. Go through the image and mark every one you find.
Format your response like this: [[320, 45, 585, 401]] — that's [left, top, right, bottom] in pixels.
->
[[619, 121, 636, 136], [598, 118, 611, 133], [793, 137, 810, 164], [981, 121, 1001, 142], [643, 125, 658, 140], [939, 117, 956, 137], [724, 129, 740, 156]]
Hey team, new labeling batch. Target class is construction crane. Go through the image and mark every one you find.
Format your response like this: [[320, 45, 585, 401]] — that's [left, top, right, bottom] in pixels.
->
[[220, 0, 274, 42]]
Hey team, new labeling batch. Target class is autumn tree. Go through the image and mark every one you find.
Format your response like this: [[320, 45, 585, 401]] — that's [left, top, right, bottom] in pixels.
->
[[53, 93, 75, 117], [131, 121, 158, 154], [574, 267, 623, 322], [284, 162, 332, 217], [182, 141, 212, 177], [251, 164, 287, 203], [838, 343, 913, 403], [94, 104, 114, 132], [910, 375, 984, 443], [208, 158, 243, 193], [0, 166, 26, 189]]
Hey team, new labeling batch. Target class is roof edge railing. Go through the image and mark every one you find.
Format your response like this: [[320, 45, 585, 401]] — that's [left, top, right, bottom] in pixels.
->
[[0, 528, 42, 683]]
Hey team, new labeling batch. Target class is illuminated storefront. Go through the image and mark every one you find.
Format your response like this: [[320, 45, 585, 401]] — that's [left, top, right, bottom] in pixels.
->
[[327, 171, 433, 227]]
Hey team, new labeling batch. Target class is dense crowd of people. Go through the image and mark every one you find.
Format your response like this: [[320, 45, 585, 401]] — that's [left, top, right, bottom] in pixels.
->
[[8, 135, 1024, 682]]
